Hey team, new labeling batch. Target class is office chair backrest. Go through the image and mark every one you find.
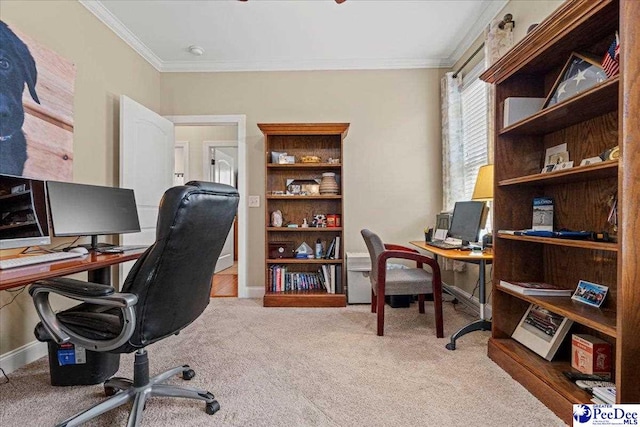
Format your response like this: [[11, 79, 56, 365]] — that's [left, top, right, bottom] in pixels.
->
[[120, 181, 239, 349], [361, 229, 385, 287]]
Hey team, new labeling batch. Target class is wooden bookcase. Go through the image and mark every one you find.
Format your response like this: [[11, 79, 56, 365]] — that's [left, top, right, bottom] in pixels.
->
[[259, 123, 349, 308], [481, 0, 639, 422]]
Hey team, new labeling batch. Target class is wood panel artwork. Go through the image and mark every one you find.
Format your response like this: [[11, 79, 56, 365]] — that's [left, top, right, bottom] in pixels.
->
[[12, 25, 76, 180]]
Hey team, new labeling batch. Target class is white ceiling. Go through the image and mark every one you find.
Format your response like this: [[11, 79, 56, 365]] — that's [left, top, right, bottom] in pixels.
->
[[80, 0, 507, 73]]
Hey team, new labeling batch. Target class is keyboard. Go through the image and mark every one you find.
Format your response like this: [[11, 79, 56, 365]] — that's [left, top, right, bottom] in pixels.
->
[[0, 251, 85, 270], [424, 240, 462, 250]]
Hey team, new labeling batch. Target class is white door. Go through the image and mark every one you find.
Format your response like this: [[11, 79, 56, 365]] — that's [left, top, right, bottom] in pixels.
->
[[212, 147, 235, 272], [119, 95, 174, 283]]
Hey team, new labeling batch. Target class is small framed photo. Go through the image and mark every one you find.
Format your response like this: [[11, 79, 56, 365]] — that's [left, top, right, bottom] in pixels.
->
[[543, 52, 607, 108], [571, 280, 608, 308], [512, 304, 573, 361], [552, 160, 574, 171]]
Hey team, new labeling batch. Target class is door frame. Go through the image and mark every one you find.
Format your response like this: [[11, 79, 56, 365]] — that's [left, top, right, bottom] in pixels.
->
[[175, 140, 190, 184], [165, 115, 250, 298]]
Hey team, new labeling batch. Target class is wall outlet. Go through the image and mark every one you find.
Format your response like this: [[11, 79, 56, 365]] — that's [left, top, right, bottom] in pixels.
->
[[248, 195, 260, 208]]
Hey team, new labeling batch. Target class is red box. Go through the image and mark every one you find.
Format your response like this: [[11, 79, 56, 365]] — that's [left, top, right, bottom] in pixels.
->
[[571, 334, 611, 375]]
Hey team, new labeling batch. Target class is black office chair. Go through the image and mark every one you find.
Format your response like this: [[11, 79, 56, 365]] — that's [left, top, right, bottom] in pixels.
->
[[29, 181, 239, 427]]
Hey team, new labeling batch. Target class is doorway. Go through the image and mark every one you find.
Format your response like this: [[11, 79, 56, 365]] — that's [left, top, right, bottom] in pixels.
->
[[167, 115, 247, 299]]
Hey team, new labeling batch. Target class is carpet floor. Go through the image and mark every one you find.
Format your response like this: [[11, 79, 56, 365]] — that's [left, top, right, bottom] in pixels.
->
[[0, 298, 566, 426]]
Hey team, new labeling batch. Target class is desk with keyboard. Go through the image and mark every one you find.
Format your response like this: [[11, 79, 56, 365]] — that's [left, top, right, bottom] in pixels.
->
[[409, 241, 493, 350], [0, 249, 146, 291]]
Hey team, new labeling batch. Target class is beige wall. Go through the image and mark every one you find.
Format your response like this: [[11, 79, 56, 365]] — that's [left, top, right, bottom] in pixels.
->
[[161, 69, 445, 290], [0, 1, 160, 359]]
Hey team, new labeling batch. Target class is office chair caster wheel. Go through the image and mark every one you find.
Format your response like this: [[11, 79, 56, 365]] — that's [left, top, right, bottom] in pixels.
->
[[205, 400, 220, 415], [182, 368, 196, 380], [104, 385, 118, 396], [445, 342, 456, 351]]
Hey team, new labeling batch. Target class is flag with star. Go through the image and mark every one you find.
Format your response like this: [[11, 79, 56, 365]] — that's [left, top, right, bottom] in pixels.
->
[[601, 33, 620, 78], [544, 53, 608, 108]]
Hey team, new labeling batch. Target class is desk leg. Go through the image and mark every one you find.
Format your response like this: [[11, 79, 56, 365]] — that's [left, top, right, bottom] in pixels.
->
[[88, 267, 111, 285], [445, 259, 492, 350]]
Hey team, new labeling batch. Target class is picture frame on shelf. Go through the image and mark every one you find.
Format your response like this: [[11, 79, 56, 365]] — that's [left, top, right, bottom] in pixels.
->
[[286, 179, 320, 196], [571, 280, 608, 308], [543, 52, 608, 108], [511, 304, 573, 361]]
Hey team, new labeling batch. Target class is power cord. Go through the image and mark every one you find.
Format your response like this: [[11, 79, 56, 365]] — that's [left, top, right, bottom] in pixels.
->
[[0, 286, 26, 310], [0, 367, 12, 386]]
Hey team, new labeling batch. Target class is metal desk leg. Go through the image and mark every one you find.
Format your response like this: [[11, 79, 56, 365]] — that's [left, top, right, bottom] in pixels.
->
[[445, 259, 492, 350]]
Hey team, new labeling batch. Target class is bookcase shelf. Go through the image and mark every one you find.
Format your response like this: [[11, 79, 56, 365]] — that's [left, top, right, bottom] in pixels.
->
[[266, 259, 343, 265], [499, 77, 619, 136], [260, 123, 349, 308], [481, 0, 639, 421], [496, 286, 617, 337], [488, 339, 593, 406], [497, 233, 618, 252], [267, 227, 343, 232], [498, 160, 618, 187]]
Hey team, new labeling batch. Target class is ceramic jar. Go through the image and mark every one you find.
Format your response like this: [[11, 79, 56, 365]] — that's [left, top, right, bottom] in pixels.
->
[[319, 172, 339, 195]]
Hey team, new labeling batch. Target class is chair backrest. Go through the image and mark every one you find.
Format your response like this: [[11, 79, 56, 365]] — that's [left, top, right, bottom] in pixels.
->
[[121, 181, 239, 349], [361, 229, 385, 287]]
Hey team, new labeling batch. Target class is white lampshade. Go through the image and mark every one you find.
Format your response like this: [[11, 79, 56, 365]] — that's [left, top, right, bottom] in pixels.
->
[[472, 164, 494, 201]]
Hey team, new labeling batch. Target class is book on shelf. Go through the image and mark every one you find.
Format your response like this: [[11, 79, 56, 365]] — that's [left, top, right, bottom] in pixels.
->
[[499, 280, 573, 296], [511, 304, 573, 361], [532, 197, 554, 231], [323, 236, 340, 260], [592, 386, 616, 405]]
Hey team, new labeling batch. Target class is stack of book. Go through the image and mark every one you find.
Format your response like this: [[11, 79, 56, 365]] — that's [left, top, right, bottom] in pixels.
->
[[499, 280, 573, 296], [591, 386, 616, 405]]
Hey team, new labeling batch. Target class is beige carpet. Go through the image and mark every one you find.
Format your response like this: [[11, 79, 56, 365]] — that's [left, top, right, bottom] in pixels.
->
[[0, 299, 566, 426]]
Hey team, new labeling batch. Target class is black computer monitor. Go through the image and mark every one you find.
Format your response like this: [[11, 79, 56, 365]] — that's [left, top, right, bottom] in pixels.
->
[[0, 174, 51, 250], [46, 181, 141, 250], [447, 201, 488, 246]]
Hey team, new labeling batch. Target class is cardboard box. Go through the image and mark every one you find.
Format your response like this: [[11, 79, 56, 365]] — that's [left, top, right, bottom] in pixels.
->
[[571, 334, 612, 375]]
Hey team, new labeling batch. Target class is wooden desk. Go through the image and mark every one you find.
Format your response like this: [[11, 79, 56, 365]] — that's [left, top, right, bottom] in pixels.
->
[[409, 241, 493, 350], [0, 250, 145, 291]]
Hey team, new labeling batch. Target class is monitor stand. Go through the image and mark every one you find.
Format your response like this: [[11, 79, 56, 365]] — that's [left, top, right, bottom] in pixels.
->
[[79, 236, 114, 251]]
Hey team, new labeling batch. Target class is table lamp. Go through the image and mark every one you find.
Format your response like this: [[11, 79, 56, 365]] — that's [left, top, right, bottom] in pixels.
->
[[472, 164, 494, 247]]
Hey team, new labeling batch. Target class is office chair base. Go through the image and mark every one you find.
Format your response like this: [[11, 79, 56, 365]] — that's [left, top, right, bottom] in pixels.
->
[[57, 350, 219, 427]]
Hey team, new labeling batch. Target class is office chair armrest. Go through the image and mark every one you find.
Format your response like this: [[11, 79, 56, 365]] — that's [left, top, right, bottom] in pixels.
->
[[29, 278, 138, 352], [377, 250, 442, 293], [384, 244, 419, 254]]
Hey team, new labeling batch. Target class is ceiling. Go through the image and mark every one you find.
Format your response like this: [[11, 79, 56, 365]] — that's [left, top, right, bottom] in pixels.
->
[[80, 0, 508, 73]]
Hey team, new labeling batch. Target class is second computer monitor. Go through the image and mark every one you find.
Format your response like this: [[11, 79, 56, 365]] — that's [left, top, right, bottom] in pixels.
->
[[447, 201, 487, 245], [46, 181, 141, 249]]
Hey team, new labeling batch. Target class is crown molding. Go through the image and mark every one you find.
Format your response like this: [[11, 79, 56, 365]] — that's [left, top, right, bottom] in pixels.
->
[[160, 57, 453, 73], [447, 0, 509, 67], [79, 0, 163, 71]]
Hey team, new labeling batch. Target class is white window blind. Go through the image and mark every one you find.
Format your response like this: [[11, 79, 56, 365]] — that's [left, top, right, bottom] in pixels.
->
[[460, 62, 488, 199]]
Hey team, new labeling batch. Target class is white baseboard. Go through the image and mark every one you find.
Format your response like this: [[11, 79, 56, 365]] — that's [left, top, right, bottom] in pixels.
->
[[0, 340, 47, 375], [242, 286, 264, 299], [442, 283, 493, 319]]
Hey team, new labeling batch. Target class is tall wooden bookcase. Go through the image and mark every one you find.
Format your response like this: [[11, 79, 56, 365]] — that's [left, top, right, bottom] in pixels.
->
[[259, 123, 349, 308], [481, 0, 639, 422]]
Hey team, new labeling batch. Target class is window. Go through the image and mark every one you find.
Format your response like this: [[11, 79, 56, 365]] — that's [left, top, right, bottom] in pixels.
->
[[459, 62, 489, 200]]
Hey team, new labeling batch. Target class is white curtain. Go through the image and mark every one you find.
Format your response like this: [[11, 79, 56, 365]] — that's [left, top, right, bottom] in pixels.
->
[[441, 72, 464, 212]]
